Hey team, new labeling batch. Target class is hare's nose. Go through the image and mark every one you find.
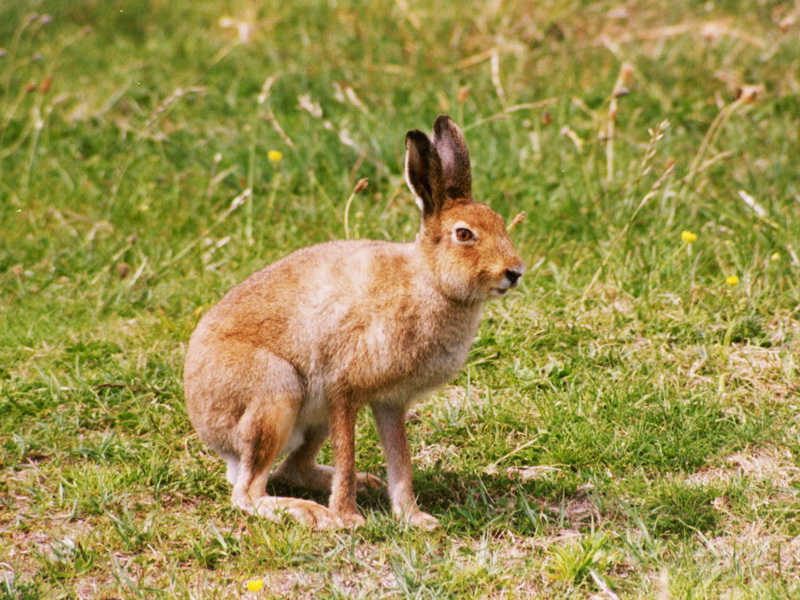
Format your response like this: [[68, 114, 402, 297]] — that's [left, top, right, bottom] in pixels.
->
[[505, 268, 523, 286]]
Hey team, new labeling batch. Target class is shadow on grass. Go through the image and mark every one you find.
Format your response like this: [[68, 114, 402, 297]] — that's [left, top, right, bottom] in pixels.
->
[[269, 466, 587, 537]]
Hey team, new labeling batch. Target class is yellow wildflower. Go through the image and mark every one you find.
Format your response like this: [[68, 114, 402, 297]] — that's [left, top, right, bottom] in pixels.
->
[[246, 578, 264, 592], [681, 230, 697, 244], [726, 275, 739, 286], [771, 252, 780, 262], [267, 150, 283, 162]]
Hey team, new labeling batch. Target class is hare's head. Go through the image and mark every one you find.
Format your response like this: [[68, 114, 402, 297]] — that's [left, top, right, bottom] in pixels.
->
[[405, 116, 525, 304]]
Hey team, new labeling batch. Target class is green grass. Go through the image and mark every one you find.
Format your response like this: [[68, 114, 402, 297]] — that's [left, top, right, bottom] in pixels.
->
[[2, 1, 799, 598]]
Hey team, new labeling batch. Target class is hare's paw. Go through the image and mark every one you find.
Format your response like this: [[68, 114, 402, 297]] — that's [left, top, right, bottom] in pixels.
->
[[271, 463, 332, 493], [405, 510, 439, 530], [272, 464, 384, 494], [356, 471, 384, 492], [285, 500, 345, 530], [334, 509, 367, 529], [248, 496, 344, 530]]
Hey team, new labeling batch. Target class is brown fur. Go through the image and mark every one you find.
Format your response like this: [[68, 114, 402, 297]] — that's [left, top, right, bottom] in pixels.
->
[[184, 116, 524, 529]]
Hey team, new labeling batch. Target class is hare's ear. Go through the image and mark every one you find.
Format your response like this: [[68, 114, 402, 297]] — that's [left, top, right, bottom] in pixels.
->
[[432, 115, 472, 202], [405, 129, 445, 218]]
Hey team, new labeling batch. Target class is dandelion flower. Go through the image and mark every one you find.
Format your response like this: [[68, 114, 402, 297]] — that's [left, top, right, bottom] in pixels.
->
[[681, 230, 697, 244], [267, 150, 283, 162], [246, 578, 264, 592], [726, 275, 739, 286]]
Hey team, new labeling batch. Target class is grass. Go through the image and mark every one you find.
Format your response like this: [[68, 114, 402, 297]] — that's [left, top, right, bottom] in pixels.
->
[[1, 0, 799, 597]]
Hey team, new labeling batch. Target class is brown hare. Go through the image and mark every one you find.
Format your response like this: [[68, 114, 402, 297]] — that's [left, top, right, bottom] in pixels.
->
[[184, 115, 524, 529]]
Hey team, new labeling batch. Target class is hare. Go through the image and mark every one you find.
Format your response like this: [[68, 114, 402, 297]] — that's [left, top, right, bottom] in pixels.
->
[[184, 115, 524, 529]]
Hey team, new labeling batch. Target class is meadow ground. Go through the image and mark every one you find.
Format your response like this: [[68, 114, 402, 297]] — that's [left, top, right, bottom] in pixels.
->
[[1, 1, 799, 598]]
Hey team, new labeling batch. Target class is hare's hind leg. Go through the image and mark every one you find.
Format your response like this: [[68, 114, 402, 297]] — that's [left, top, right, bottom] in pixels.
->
[[230, 356, 343, 530], [221, 453, 240, 485], [271, 424, 384, 493]]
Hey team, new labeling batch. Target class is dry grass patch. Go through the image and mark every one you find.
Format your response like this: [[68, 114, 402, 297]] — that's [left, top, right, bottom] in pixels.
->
[[414, 442, 462, 469], [705, 521, 800, 578], [686, 446, 798, 487], [724, 344, 798, 402]]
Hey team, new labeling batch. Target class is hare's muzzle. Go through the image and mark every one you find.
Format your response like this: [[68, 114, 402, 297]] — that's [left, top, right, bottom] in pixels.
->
[[491, 266, 524, 296], [504, 268, 523, 287]]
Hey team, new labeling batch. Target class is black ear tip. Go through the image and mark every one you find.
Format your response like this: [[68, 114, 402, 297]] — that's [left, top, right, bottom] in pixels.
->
[[433, 115, 455, 133], [406, 129, 431, 148]]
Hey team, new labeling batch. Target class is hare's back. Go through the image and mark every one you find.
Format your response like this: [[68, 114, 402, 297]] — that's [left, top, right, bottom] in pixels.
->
[[193, 239, 417, 351]]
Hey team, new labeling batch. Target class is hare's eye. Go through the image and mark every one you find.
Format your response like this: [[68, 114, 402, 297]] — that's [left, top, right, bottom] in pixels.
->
[[455, 228, 474, 242]]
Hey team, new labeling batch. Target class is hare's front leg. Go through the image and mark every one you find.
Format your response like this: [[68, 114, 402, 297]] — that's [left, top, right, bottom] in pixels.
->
[[372, 404, 439, 529], [327, 401, 367, 527]]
